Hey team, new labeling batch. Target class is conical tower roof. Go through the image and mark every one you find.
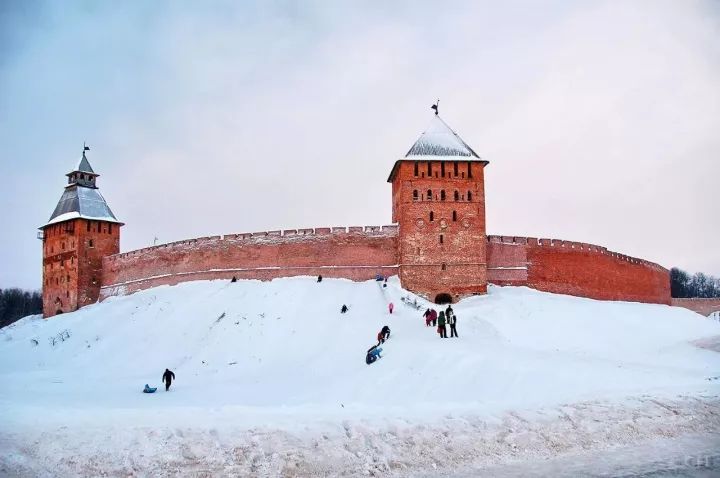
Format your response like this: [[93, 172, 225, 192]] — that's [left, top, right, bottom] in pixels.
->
[[41, 148, 122, 228], [75, 150, 95, 174], [405, 114, 480, 159]]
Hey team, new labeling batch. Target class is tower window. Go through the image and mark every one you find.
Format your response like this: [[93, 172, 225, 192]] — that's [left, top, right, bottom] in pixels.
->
[[467, 191, 473, 201], [67, 291, 69, 298], [461, 172, 465, 179], [454, 190, 459, 201], [66, 274, 69, 283], [440, 234, 444, 244], [62, 242, 65, 250], [88, 239, 94, 248], [427, 189, 432, 200], [414, 162, 419, 176], [440, 190, 446, 201], [87, 221, 91, 232], [441, 162, 445, 177], [427, 162, 432, 176], [441, 263, 447, 271], [109, 223, 112, 234], [467, 162, 473, 178], [454, 161, 459, 176], [430, 211, 434, 222], [452, 210, 457, 221], [413, 190, 418, 200]]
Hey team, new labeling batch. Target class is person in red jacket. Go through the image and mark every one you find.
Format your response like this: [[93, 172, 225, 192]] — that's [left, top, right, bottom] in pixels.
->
[[388, 302, 394, 314]]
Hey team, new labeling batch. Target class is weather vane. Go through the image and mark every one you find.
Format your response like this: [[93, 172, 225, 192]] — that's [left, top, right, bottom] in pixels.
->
[[431, 99, 439, 115]]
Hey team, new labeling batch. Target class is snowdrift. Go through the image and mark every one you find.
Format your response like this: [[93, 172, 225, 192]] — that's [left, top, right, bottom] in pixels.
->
[[1, 277, 719, 476]]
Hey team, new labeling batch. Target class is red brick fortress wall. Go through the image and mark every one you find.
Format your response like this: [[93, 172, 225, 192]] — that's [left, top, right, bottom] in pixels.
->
[[100, 226, 399, 299], [671, 299, 720, 317], [487, 236, 670, 304]]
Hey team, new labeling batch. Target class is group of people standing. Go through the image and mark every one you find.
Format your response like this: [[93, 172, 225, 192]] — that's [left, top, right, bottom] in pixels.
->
[[424, 305, 458, 338]]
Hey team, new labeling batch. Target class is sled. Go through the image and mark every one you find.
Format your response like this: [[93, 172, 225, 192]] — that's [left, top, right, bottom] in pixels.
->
[[143, 385, 157, 393]]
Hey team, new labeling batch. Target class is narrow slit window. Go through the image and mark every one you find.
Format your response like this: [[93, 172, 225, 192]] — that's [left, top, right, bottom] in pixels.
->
[[454, 161, 459, 176], [441, 162, 445, 177], [87, 221, 91, 232], [441, 263, 447, 271], [454, 190, 459, 201], [414, 162, 419, 176], [467, 191, 473, 201], [89, 239, 94, 248], [452, 210, 457, 221], [430, 211, 434, 222], [413, 190, 418, 200], [440, 234, 444, 244], [467, 162, 473, 178], [440, 190, 446, 201], [427, 162, 432, 176], [427, 189, 432, 200], [108, 223, 112, 234]]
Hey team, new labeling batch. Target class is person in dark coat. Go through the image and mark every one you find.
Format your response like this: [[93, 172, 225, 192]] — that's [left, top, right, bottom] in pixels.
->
[[162, 368, 175, 391], [437, 311, 447, 338], [445, 305, 454, 319], [377, 325, 390, 345], [341, 304, 348, 314], [317, 275, 323, 282], [424, 308, 432, 326], [448, 313, 458, 338]]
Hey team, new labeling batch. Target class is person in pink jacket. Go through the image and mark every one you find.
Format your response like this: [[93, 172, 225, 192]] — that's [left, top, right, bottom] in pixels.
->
[[388, 302, 394, 314]]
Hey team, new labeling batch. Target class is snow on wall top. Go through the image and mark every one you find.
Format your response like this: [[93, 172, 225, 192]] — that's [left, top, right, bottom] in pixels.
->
[[405, 114, 480, 159], [43, 185, 121, 228]]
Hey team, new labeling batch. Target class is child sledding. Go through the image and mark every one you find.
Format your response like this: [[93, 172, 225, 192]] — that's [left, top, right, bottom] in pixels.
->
[[366, 345, 383, 364]]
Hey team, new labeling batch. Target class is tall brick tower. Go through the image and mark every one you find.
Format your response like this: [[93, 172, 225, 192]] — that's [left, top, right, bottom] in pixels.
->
[[39, 147, 122, 318], [388, 110, 489, 303]]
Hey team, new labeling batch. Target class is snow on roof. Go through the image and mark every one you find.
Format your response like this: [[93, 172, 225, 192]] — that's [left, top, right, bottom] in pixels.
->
[[405, 114, 480, 159], [43, 185, 121, 228]]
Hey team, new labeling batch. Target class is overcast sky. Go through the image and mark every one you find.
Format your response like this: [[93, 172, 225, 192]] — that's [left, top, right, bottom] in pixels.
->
[[1, 0, 718, 290]]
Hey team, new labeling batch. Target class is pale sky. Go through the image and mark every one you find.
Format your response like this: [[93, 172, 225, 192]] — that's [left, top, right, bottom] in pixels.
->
[[1, 0, 719, 290]]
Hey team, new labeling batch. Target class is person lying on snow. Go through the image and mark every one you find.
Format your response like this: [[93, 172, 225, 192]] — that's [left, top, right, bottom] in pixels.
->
[[366, 345, 383, 364]]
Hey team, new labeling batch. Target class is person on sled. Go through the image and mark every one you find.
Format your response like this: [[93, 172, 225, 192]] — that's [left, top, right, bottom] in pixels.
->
[[366, 344, 383, 364]]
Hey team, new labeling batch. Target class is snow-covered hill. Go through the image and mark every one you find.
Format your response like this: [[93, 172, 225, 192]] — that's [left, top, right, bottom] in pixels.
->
[[1, 277, 719, 476]]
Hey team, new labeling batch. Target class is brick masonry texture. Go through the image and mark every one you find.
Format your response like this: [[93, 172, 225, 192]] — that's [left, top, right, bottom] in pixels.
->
[[99, 227, 399, 299], [671, 298, 720, 317], [42, 219, 120, 316]]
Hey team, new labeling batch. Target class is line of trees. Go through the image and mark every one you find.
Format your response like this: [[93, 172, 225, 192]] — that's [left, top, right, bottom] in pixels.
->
[[0, 289, 43, 328], [670, 268, 720, 299]]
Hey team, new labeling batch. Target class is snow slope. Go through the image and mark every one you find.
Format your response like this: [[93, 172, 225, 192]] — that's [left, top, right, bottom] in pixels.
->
[[1, 277, 719, 476]]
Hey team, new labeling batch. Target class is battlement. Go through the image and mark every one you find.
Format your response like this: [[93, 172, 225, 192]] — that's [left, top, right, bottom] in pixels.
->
[[106, 225, 399, 262], [486, 235, 667, 273]]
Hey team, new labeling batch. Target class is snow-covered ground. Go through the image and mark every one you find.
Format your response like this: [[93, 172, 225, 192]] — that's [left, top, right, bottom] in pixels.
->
[[1, 277, 719, 476]]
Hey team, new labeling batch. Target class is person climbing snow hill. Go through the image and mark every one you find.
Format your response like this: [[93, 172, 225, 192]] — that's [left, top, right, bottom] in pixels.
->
[[438, 311, 447, 338], [423, 308, 431, 326], [377, 325, 391, 345], [366, 344, 383, 365], [429, 309, 438, 327], [388, 302, 394, 314], [162, 368, 175, 391], [341, 304, 348, 314]]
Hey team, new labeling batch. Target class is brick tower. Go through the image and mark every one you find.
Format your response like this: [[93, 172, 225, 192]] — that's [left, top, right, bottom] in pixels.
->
[[388, 110, 489, 303], [39, 147, 122, 318]]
